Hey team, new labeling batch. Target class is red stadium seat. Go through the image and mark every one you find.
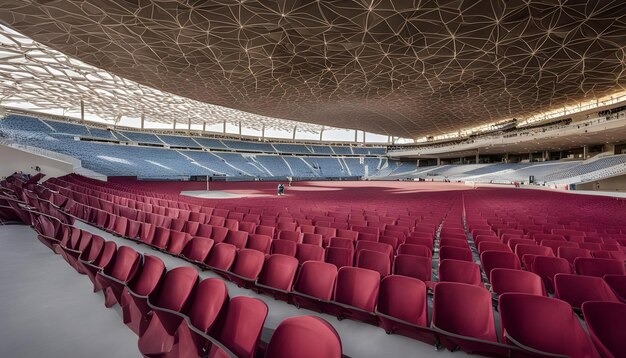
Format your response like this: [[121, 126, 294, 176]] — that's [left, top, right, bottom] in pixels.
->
[[439, 246, 473, 262], [207, 297, 268, 358], [227, 249, 265, 287], [96, 246, 141, 308], [121, 255, 166, 335], [296, 243, 325, 264], [432, 283, 501, 355], [356, 249, 391, 277], [437, 259, 483, 288], [256, 254, 299, 300], [393, 254, 432, 282], [499, 293, 600, 358], [271, 239, 297, 257], [138, 267, 199, 356], [376, 275, 436, 345], [324, 247, 354, 269], [490, 268, 546, 297], [204, 243, 237, 271], [264, 316, 342, 358], [554, 273, 621, 310], [530, 256, 572, 293], [292, 261, 338, 312], [397, 243, 431, 258], [574, 257, 626, 277], [245, 234, 272, 255], [582, 301, 626, 358], [330, 267, 380, 324], [181, 237, 214, 264]]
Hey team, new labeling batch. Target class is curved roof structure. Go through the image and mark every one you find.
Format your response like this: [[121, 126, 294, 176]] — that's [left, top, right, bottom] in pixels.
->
[[1, 0, 625, 138]]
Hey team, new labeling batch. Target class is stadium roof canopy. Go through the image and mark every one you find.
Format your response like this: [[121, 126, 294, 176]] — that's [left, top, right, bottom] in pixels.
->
[[1, 0, 625, 139]]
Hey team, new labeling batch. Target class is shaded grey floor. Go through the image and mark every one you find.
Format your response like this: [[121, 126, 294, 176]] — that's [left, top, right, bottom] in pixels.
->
[[0, 225, 138, 358], [0, 222, 466, 358]]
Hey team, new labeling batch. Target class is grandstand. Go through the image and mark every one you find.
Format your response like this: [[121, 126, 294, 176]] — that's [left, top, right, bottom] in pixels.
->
[[1, 2, 626, 358]]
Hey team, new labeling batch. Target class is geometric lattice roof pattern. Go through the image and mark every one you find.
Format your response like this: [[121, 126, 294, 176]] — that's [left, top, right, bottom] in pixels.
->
[[1, 0, 626, 138], [0, 25, 323, 133]]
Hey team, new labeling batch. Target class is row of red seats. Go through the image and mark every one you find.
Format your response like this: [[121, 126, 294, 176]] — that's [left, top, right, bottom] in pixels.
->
[[13, 175, 624, 356], [25, 199, 344, 358]]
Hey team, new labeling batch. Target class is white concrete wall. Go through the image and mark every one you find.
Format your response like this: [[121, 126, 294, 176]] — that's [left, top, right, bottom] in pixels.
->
[[0, 144, 74, 179], [576, 173, 626, 192]]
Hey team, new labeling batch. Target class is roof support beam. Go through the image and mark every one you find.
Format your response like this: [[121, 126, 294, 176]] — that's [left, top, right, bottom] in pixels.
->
[[140, 113, 144, 129], [292, 125, 297, 142], [80, 100, 84, 122]]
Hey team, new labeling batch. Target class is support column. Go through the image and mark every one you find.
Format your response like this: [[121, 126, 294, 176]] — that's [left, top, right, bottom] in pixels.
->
[[583, 145, 589, 160], [543, 150, 549, 161], [202, 122, 206, 133], [223, 120, 226, 134], [238, 121, 242, 139], [292, 126, 297, 142], [173, 119, 177, 130], [503, 153, 509, 163], [387, 135, 391, 144], [80, 100, 85, 122], [188, 118, 192, 134], [354, 130, 358, 143], [605, 143, 615, 155], [475, 150, 479, 164], [528, 152, 533, 162], [261, 124, 265, 140], [436, 158, 441, 166], [362, 131, 366, 144], [140, 113, 145, 129], [319, 126, 324, 142]]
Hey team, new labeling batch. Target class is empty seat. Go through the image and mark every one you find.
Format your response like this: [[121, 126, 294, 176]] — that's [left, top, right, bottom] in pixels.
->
[[603, 274, 626, 301], [554, 273, 621, 310], [355, 240, 393, 261], [138, 267, 199, 356], [515, 244, 553, 268], [255, 225, 275, 238], [558, 246, 592, 267], [296, 243, 325, 264], [264, 316, 342, 358], [477, 241, 511, 255], [432, 283, 501, 355], [480, 251, 522, 281], [173, 277, 228, 358], [393, 254, 432, 282], [166, 231, 192, 255], [499, 293, 601, 358], [256, 254, 299, 300], [278, 230, 302, 243], [490, 268, 546, 297], [405, 237, 434, 252], [223, 230, 248, 250], [356, 249, 391, 277], [581, 301, 626, 358], [324, 247, 354, 269], [438, 259, 483, 288], [227, 249, 265, 287], [204, 243, 237, 271], [78, 240, 117, 291], [376, 275, 435, 345], [245, 234, 272, 255], [180, 237, 214, 264], [397, 244, 431, 258], [271, 239, 297, 257], [439, 237, 470, 249], [207, 297, 268, 358], [330, 267, 380, 324], [121, 255, 166, 335], [302, 233, 323, 246], [96, 246, 141, 308], [531, 256, 572, 293], [574, 257, 626, 277], [292, 261, 338, 312], [439, 246, 473, 262]]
